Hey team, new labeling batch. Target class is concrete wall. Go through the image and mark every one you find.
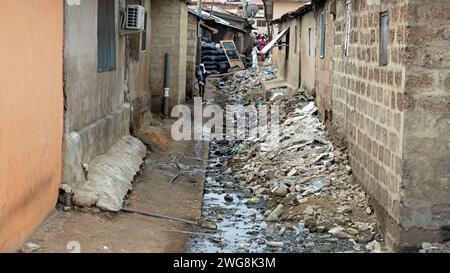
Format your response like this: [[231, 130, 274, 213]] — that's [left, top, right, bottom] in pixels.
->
[[0, 0, 64, 252], [314, 1, 335, 122], [332, 0, 408, 250], [126, 0, 153, 131], [300, 11, 316, 91], [275, 22, 289, 83], [150, 0, 188, 113], [286, 18, 301, 88], [63, 0, 130, 189], [186, 13, 198, 98], [275, 11, 314, 90], [330, 0, 450, 250]]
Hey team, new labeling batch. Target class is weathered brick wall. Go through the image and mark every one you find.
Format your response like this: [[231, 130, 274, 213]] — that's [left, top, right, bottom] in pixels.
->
[[332, 0, 407, 249], [149, 0, 188, 113], [331, 0, 450, 250], [400, 0, 450, 249]]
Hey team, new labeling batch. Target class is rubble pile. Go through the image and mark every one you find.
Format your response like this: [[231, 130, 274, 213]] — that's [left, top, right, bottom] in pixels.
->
[[419, 242, 449, 253], [219, 66, 277, 104], [221, 67, 380, 246]]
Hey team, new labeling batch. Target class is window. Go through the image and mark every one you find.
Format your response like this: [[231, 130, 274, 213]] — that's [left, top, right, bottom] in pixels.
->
[[308, 28, 312, 56], [343, 0, 351, 56], [141, 11, 148, 51], [320, 12, 326, 58], [285, 30, 290, 60], [257, 20, 267, 27], [97, 0, 116, 72], [379, 11, 389, 66], [294, 26, 298, 53]]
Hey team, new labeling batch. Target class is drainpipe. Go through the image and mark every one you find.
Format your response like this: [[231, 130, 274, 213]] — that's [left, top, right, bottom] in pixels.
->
[[163, 53, 170, 118]]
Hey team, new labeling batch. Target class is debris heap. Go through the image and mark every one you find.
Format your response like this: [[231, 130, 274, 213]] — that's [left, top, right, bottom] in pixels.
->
[[219, 67, 380, 246], [219, 66, 277, 104]]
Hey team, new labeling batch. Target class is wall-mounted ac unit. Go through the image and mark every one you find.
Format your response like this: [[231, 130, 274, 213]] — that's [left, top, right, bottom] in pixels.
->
[[126, 5, 146, 30]]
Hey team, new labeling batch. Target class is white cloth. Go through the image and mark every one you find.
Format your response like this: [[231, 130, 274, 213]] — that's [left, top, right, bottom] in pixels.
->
[[252, 47, 259, 68]]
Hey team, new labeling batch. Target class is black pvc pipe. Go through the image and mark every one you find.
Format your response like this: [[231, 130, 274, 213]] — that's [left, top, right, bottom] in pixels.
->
[[163, 53, 170, 117]]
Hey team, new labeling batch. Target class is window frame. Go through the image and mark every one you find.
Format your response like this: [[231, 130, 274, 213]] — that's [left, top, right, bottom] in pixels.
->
[[343, 0, 351, 57], [320, 12, 326, 58], [141, 11, 149, 52], [379, 11, 389, 66], [294, 25, 298, 54], [308, 27, 312, 56], [97, 0, 117, 73]]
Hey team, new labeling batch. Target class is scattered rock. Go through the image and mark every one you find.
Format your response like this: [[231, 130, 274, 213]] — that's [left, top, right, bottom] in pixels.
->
[[224, 194, 234, 203], [337, 205, 353, 214], [265, 204, 284, 222], [21, 242, 41, 253], [303, 206, 315, 216], [366, 240, 382, 253], [267, 241, 285, 248], [329, 227, 351, 239], [345, 228, 359, 236], [272, 183, 289, 197]]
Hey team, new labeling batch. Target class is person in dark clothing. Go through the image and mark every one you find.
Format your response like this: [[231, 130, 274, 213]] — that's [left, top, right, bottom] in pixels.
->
[[196, 64, 208, 100]]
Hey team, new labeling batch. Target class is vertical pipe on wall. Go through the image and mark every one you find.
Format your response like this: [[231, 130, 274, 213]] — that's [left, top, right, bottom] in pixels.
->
[[163, 53, 170, 117]]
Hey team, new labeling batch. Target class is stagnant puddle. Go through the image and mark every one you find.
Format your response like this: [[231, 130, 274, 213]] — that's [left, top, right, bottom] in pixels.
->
[[186, 139, 361, 253]]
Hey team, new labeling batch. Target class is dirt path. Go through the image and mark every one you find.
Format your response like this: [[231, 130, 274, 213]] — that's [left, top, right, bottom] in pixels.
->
[[25, 82, 223, 253]]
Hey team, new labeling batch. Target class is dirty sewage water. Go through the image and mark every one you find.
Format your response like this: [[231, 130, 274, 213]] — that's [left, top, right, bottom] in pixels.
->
[[187, 140, 359, 253], [187, 139, 268, 253]]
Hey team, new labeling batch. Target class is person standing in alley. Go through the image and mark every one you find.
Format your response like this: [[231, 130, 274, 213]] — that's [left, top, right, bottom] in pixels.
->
[[252, 43, 260, 69], [196, 64, 208, 101]]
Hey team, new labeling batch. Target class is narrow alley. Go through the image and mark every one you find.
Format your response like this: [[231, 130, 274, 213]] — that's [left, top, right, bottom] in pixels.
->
[[1, 0, 449, 258]]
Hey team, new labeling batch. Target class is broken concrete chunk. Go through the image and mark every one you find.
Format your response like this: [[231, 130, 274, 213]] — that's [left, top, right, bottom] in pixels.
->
[[303, 206, 315, 216], [21, 242, 41, 253], [267, 241, 284, 248], [272, 183, 289, 197], [265, 204, 284, 222], [329, 227, 351, 239], [337, 205, 353, 214]]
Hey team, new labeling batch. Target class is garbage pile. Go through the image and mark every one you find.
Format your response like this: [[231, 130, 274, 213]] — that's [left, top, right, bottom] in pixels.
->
[[419, 242, 449, 253], [201, 38, 230, 74], [219, 66, 277, 104], [219, 66, 380, 246]]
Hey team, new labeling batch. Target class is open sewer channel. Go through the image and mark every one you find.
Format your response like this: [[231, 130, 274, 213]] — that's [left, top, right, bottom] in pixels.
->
[[186, 140, 361, 253], [186, 77, 367, 253]]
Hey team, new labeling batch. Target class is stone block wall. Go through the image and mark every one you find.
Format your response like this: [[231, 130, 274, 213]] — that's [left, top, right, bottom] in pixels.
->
[[149, 0, 188, 113], [330, 0, 450, 250], [400, 0, 450, 249], [186, 13, 198, 98]]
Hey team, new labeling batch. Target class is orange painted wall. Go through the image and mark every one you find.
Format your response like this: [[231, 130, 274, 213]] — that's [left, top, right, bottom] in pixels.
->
[[0, 0, 64, 252]]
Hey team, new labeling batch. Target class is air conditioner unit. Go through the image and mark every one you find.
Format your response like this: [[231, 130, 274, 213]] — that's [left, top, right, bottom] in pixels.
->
[[126, 5, 146, 30]]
